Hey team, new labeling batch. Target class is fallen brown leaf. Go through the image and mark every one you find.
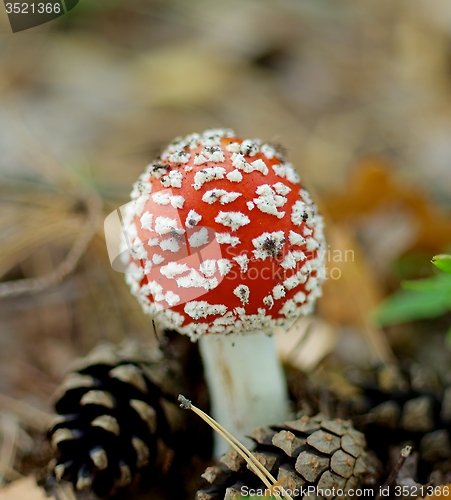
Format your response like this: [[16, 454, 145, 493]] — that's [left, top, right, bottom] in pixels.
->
[[0, 477, 46, 500], [317, 225, 395, 364], [324, 157, 451, 253]]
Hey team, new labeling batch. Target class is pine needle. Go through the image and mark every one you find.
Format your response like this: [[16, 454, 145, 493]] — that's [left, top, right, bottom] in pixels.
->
[[0, 394, 52, 431], [0, 193, 102, 298], [178, 395, 293, 500]]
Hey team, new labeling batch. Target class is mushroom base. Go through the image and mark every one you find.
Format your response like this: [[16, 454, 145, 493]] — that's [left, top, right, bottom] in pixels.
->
[[198, 331, 289, 458]]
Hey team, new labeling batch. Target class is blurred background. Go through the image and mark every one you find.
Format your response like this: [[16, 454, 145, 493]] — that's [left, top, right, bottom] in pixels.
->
[[1, 0, 451, 494]]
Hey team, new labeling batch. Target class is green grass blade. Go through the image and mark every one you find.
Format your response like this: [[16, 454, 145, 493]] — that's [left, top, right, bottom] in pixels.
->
[[401, 273, 451, 292]]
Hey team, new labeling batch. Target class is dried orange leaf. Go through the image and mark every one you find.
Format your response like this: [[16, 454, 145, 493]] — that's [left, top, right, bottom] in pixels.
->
[[324, 160, 451, 253], [423, 484, 451, 500]]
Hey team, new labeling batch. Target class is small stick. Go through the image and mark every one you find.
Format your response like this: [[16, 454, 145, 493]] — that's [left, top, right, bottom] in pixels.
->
[[0, 393, 52, 430], [178, 395, 292, 500], [152, 319, 161, 344], [0, 193, 102, 298], [375, 446, 412, 500]]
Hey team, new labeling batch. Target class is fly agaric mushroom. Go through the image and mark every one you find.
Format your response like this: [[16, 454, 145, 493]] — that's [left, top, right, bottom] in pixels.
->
[[120, 129, 326, 456]]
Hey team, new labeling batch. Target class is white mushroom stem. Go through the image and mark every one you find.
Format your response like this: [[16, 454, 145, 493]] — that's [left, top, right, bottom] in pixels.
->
[[198, 331, 289, 458]]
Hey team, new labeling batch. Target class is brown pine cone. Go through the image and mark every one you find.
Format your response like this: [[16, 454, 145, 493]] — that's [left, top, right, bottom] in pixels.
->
[[346, 363, 451, 482], [197, 414, 369, 500]]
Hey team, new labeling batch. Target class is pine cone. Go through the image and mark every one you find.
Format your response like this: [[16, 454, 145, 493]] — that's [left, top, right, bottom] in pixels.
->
[[48, 342, 179, 497], [197, 414, 368, 500], [346, 363, 451, 478]]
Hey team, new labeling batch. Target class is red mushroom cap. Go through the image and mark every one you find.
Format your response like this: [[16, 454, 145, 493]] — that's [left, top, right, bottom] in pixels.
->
[[122, 129, 326, 341]]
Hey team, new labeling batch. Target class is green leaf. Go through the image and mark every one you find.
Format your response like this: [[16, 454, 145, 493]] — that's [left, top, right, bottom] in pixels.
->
[[401, 273, 451, 292], [432, 254, 451, 274], [375, 288, 451, 326], [375, 254, 451, 327]]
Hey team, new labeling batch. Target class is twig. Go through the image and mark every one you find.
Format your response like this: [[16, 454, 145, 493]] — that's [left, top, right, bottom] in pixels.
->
[[0, 193, 102, 298], [375, 446, 412, 500], [0, 393, 52, 430], [0, 461, 23, 482], [178, 395, 293, 500]]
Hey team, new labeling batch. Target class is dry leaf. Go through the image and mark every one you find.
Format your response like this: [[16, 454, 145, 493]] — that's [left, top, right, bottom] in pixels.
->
[[0, 477, 47, 500], [318, 225, 384, 324], [275, 317, 337, 372], [316, 225, 395, 364], [324, 158, 451, 254]]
